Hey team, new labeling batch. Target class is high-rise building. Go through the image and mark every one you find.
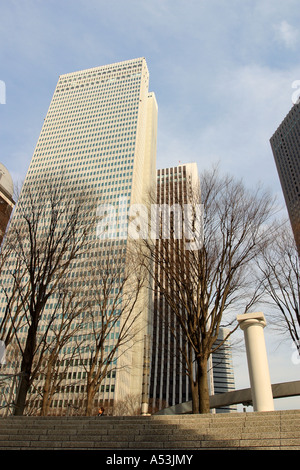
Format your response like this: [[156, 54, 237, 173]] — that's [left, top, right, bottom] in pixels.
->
[[0, 58, 157, 415], [270, 103, 300, 253], [0, 163, 14, 245], [149, 164, 236, 414], [149, 164, 199, 411], [208, 328, 237, 413]]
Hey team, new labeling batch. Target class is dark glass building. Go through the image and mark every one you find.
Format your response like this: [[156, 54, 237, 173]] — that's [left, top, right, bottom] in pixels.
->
[[270, 103, 300, 253]]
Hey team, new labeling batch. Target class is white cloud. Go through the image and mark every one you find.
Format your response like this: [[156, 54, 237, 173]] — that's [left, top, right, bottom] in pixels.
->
[[275, 20, 299, 49], [157, 61, 300, 199]]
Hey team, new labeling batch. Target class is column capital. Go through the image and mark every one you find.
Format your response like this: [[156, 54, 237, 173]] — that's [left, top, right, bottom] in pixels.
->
[[237, 312, 267, 330]]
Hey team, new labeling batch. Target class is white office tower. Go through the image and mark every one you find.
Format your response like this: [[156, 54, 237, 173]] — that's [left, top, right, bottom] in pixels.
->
[[0, 58, 157, 415]]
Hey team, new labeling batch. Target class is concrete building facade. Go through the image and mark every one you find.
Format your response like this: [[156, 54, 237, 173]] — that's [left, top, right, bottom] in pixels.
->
[[149, 164, 198, 411], [0, 58, 157, 415], [149, 164, 236, 413]]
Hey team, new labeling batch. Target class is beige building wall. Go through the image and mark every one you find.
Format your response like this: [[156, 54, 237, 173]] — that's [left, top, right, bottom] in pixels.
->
[[0, 58, 158, 415], [115, 89, 158, 404]]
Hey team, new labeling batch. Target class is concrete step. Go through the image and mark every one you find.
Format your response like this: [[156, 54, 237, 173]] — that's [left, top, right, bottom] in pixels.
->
[[0, 410, 299, 450]]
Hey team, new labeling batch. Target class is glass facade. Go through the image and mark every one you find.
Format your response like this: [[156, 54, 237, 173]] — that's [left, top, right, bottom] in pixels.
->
[[270, 103, 300, 254]]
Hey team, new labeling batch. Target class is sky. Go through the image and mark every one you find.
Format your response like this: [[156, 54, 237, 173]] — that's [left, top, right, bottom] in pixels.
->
[[0, 0, 299, 411]]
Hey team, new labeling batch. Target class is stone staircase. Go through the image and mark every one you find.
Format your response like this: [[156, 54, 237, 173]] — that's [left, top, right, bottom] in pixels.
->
[[0, 410, 299, 450]]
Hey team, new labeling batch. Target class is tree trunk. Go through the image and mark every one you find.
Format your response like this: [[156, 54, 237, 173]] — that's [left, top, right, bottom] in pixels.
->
[[190, 381, 199, 414], [86, 381, 95, 416], [41, 365, 52, 416], [14, 323, 37, 415], [198, 357, 210, 414], [14, 371, 30, 416]]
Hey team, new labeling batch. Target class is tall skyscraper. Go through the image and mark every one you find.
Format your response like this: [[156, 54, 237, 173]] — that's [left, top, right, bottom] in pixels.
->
[[0, 58, 157, 415], [149, 164, 236, 414], [270, 103, 300, 253], [149, 164, 198, 411], [208, 328, 237, 413]]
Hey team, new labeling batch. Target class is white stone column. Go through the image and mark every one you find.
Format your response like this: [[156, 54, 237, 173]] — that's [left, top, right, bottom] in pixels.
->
[[237, 312, 274, 412]]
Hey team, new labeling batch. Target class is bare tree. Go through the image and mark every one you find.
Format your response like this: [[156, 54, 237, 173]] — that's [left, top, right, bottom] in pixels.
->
[[257, 221, 300, 355], [0, 177, 96, 415], [140, 166, 276, 413], [0, 253, 28, 347], [111, 393, 142, 416], [81, 242, 147, 416], [37, 285, 89, 416]]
